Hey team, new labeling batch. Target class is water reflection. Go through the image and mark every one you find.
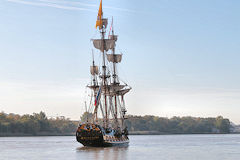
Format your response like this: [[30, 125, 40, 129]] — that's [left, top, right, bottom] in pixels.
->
[[76, 146, 129, 160]]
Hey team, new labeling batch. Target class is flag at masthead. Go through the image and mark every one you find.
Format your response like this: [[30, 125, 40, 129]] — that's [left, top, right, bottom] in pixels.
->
[[95, 0, 103, 29]]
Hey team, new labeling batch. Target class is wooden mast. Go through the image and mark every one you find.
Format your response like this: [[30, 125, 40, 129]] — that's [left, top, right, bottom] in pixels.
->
[[111, 20, 119, 128], [101, 28, 108, 129]]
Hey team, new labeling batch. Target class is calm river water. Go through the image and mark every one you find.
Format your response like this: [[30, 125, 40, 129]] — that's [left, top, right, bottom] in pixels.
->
[[0, 134, 240, 160]]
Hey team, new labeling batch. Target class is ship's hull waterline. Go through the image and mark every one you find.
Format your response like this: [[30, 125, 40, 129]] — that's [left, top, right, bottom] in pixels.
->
[[76, 124, 129, 147]]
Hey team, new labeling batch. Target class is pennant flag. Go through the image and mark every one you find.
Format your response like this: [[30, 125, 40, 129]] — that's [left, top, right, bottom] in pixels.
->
[[95, 0, 103, 29], [108, 17, 113, 38]]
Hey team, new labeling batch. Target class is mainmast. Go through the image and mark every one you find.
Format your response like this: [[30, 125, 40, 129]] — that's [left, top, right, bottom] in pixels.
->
[[101, 26, 108, 129], [95, 0, 110, 128]]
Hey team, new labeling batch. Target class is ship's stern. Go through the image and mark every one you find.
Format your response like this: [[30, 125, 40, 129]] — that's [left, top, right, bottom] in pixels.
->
[[76, 124, 104, 147]]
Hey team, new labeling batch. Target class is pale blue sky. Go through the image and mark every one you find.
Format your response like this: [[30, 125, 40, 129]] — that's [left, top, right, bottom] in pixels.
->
[[0, 0, 240, 123]]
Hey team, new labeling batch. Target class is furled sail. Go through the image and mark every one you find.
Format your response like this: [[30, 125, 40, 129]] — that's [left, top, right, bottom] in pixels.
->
[[110, 84, 126, 91], [90, 66, 99, 75], [87, 85, 99, 94], [117, 88, 131, 96], [107, 54, 122, 63], [102, 18, 108, 28], [93, 39, 115, 52], [109, 35, 118, 41], [89, 84, 127, 96]]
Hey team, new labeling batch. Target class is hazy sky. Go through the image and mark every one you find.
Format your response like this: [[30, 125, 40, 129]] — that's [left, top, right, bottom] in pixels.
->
[[0, 0, 240, 123]]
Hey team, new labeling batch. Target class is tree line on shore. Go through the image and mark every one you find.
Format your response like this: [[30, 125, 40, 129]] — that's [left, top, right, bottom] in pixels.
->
[[79, 112, 231, 134], [0, 111, 231, 135], [0, 111, 77, 135], [125, 115, 231, 134]]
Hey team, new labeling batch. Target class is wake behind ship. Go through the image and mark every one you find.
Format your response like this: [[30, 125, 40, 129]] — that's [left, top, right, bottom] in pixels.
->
[[76, 0, 131, 147]]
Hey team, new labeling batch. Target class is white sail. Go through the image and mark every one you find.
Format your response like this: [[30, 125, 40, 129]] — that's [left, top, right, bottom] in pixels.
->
[[93, 39, 115, 52], [107, 54, 122, 63], [90, 66, 99, 75]]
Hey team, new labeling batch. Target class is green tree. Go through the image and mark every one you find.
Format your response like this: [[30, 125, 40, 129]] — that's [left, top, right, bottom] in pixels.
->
[[216, 116, 230, 133]]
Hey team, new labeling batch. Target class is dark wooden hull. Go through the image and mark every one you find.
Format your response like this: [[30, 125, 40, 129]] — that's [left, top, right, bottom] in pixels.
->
[[76, 136, 129, 147], [76, 124, 129, 147]]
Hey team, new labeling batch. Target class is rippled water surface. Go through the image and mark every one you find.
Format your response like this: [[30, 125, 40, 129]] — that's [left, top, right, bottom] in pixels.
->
[[0, 134, 240, 160]]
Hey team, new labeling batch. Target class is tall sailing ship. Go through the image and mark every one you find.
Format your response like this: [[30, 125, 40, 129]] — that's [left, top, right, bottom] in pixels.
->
[[76, 0, 131, 147]]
